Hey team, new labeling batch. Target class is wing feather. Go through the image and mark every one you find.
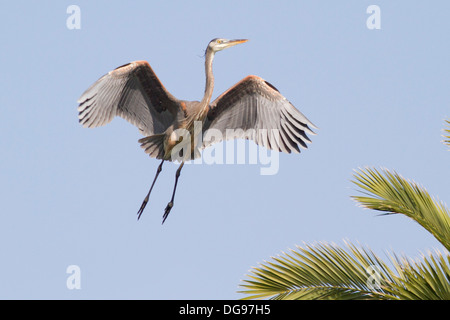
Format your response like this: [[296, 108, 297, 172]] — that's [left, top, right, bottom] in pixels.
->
[[203, 75, 316, 153], [77, 60, 181, 136]]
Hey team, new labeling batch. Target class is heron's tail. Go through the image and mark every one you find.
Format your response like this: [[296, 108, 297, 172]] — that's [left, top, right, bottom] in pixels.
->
[[139, 134, 165, 159]]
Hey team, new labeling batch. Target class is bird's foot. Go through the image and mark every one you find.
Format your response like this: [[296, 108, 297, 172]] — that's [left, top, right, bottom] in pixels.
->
[[137, 196, 149, 220], [162, 201, 173, 224]]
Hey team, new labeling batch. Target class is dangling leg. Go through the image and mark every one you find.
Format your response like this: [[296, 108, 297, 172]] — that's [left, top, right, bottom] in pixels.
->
[[137, 159, 164, 220], [162, 161, 185, 224]]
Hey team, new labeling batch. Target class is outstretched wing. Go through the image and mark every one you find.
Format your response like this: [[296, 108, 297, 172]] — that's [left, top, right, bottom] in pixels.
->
[[77, 60, 181, 136], [203, 75, 317, 153]]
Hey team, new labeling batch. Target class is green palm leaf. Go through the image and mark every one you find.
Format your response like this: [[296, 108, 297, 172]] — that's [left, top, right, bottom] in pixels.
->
[[387, 250, 450, 299], [239, 241, 397, 300], [443, 119, 450, 148], [351, 167, 450, 251], [239, 167, 450, 300], [239, 242, 450, 300]]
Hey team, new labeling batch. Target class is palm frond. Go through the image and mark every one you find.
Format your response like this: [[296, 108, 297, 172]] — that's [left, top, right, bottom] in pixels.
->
[[443, 119, 450, 148], [239, 242, 450, 300], [387, 250, 450, 299], [351, 167, 450, 251], [238, 241, 396, 300]]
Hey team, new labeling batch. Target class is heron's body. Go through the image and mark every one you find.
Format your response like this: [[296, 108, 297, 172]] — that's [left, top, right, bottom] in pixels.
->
[[78, 38, 317, 223]]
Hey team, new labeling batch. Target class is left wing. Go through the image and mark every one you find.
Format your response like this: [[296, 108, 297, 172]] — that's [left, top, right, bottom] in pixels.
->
[[77, 61, 181, 136]]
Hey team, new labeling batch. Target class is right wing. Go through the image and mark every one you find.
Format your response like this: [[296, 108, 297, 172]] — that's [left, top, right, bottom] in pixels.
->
[[203, 75, 317, 153]]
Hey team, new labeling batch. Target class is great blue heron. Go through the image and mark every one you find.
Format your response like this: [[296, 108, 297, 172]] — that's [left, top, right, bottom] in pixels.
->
[[78, 38, 316, 224]]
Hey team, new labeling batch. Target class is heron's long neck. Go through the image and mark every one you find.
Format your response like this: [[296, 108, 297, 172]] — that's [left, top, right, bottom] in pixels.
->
[[200, 50, 215, 111]]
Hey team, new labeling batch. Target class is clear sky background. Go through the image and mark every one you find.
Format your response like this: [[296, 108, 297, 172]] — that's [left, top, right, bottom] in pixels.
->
[[1, 1, 449, 299]]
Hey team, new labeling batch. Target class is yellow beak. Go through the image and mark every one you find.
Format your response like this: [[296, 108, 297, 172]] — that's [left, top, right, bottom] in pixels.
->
[[226, 39, 249, 47]]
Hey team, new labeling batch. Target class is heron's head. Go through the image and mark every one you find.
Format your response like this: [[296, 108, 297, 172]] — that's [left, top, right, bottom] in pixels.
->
[[207, 38, 248, 54]]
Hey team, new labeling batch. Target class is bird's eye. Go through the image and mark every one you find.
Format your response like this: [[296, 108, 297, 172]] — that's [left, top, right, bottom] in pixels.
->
[[216, 39, 222, 44]]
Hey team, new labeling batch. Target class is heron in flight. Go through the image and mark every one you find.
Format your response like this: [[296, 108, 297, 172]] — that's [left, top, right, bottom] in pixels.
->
[[77, 38, 316, 224]]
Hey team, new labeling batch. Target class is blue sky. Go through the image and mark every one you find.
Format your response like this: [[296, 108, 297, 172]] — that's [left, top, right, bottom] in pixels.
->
[[1, 1, 449, 299]]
